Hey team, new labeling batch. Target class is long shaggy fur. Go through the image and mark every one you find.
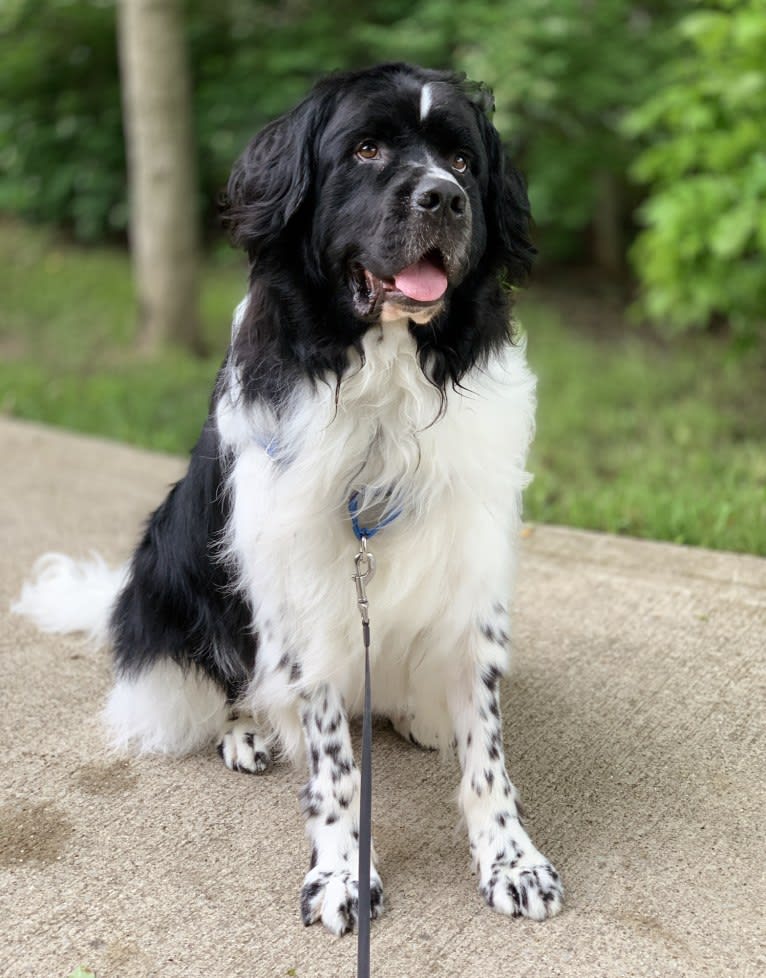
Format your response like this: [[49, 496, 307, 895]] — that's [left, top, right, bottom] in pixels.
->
[[15, 63, 563, 933]]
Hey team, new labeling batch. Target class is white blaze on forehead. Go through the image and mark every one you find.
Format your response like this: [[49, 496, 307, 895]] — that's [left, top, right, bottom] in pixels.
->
[[419, 83, 433, 121]]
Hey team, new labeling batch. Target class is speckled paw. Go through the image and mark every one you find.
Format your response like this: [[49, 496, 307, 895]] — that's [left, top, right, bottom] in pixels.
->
[[300, 865, 383, 935], [480, 859, 563, 920]]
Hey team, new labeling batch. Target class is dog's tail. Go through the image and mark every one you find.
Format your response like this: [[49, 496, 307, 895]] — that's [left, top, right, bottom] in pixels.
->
[[12, 553, 128, 646], [14, 554, 232, 756]]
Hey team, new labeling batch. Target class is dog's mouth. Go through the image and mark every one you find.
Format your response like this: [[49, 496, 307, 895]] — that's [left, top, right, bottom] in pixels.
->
[[349, 249, 449, 318]]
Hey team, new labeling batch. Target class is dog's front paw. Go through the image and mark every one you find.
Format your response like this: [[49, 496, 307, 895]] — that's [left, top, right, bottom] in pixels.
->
[[480, 857, 563, 921], [300, 865, 383, 935]]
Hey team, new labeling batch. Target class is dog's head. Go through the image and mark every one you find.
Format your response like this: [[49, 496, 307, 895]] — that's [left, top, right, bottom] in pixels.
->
[[224, 63, 534, 390]]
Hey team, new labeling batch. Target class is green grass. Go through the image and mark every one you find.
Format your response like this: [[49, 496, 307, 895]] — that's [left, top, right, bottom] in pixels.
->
[[520, 299, 766, 554], [1, 220, 764, 555], [0, 220, 244, 453]]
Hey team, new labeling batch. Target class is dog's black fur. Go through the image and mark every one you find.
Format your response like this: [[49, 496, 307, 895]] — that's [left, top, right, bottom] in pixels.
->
[[110, 419, 255, 698]]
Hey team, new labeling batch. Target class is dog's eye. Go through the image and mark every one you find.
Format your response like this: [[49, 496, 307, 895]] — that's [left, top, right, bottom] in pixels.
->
[[451, 153, 469, 173], [356, 140, 380, 161]]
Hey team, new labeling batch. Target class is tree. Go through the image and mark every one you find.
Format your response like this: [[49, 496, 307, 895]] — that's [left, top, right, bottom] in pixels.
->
[[117, 0, 202, 352]]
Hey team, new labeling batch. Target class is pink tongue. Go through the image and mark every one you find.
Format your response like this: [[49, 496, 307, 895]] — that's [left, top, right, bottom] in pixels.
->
[[393, 258, 448, 302]]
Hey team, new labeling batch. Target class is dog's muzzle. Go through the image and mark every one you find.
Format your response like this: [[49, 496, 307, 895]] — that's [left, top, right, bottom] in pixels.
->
[[348, 172, 472, 320]]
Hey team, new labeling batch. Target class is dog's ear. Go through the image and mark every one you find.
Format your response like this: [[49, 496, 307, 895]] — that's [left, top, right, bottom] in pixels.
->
[[222, 91, 331, 259], [473, 105, 537, 286]]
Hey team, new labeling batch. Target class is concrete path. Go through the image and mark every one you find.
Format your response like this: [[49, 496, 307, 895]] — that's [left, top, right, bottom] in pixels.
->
[[1, 418, 764, 978]]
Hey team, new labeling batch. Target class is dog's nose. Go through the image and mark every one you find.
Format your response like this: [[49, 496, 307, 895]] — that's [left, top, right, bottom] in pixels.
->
[[413, 176, 466, 220]]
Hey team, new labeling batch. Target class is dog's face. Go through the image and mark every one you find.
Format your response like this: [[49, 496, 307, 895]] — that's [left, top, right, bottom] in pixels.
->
[[224, 63, 535, 392], [311, 75, 486, 324]]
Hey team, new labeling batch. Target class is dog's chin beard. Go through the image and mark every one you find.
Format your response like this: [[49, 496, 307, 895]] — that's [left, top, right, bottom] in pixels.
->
[[348, 250, 449, 324]]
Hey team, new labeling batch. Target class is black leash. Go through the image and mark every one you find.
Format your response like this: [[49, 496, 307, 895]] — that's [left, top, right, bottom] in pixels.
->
[[357, 615, 373, 978], [352, 534, 376, 978]]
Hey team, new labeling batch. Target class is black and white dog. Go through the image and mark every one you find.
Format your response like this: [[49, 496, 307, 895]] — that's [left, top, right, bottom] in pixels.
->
[[16, 63, 563, 934]]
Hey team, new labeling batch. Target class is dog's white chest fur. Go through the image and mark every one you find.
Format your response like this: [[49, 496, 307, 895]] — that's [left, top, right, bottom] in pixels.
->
[[216, 316, 536, 757]]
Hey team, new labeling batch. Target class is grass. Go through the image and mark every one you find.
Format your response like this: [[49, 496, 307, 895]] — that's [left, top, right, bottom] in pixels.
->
[[1, 219, 764, 555], [521, 297, 766, 554], [0, 219, 242, 454]]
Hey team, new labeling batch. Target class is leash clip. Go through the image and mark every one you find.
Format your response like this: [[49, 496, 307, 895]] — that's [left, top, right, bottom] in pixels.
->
[[353, 536, 376, 626]]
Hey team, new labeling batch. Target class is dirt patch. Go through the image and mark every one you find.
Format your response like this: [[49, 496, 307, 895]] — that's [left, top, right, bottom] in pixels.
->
[[74, 759, 139, 797], [0, 801, 74, 868]]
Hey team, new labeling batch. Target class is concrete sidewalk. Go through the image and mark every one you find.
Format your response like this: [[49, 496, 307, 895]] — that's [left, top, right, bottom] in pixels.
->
[[1, 417, 764, 978]]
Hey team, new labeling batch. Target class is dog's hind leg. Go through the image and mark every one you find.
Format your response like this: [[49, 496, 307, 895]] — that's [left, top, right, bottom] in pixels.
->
[[103, 659, 230, 756], [391, 662, 450, 750], [217, 711, 273, 774], [391, 712, 440, 750], [104, 660, 273, 771]]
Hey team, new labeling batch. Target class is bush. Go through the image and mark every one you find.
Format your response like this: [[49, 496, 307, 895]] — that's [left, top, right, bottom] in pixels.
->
[[625, 0, 766, 340], [0, 0, 126, 241], [2, 0, 671, 258]]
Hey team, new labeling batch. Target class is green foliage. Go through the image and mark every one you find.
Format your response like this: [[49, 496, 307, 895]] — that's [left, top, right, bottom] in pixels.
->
[[0, 0, 126, 241], [0, 0, 673, 258], [456, 0, 675, 260], [625, 0, 766, 338], [1, 1, 764, 339]]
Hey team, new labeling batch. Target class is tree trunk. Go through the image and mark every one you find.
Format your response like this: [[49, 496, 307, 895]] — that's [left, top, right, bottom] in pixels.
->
[[592, 169, 625, 281], [117, 0, 203, 353]]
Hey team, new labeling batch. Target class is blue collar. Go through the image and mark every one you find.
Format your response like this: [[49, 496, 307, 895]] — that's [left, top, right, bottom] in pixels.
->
[[348, 491, 402, 541], [255, 433, 402, 540]]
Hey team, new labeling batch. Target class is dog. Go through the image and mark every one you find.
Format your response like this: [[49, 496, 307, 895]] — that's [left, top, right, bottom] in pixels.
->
[[15, 62, 563, 935]]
